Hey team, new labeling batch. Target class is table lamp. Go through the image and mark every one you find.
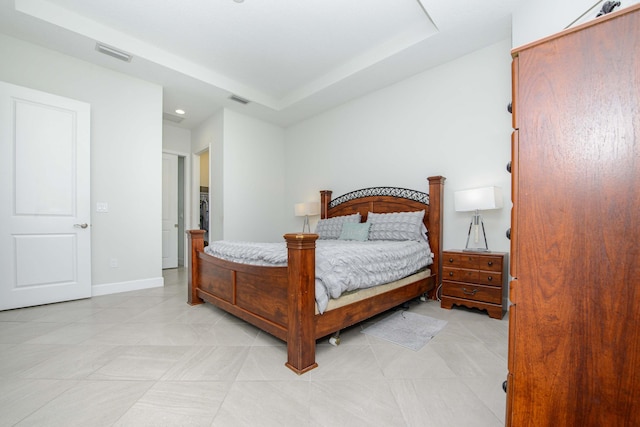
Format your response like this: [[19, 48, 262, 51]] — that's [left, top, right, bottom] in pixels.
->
[[454, 186, 503, 251], [294, 202, 320, 233]]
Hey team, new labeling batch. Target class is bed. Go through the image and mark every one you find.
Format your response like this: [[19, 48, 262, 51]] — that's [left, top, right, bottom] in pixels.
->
[[187, 175, 445, 374]]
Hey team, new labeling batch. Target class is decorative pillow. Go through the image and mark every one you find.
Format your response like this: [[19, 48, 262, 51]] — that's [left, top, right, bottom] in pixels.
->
[[338, 222, 371, 241], [367, 210, 426, 241], [315, 213, 361, 239]]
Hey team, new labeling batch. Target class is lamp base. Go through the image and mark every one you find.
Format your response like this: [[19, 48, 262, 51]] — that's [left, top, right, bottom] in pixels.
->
[[464, 211, 489, 251]]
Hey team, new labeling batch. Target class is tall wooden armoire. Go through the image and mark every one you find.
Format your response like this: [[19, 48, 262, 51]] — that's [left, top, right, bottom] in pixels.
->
[[506, 4, 640, 426]]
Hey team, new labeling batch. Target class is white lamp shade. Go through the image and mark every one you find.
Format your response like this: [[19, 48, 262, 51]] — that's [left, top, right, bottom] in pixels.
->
[[454, 187, 503, 212], [294, 202, 320, 217]]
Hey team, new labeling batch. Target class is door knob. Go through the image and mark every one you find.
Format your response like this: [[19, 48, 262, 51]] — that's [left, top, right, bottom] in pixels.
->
[[74, 223, 88, 229]]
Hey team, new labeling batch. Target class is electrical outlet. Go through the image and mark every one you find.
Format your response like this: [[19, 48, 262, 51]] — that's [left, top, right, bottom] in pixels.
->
[[97, 202, 109, 213], [109, 258, 118, 268]]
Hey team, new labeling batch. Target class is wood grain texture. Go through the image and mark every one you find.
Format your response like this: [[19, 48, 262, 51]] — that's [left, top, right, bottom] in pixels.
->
[[507, 4, 640, 425], [440, 250, 507, 319]]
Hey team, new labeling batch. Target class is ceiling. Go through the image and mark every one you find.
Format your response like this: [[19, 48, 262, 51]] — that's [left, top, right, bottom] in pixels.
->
[[0, 0, 521, 128]]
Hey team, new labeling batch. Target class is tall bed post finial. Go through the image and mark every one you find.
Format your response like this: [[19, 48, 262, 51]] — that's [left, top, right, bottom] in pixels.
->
[[320, 190, 332, 219]]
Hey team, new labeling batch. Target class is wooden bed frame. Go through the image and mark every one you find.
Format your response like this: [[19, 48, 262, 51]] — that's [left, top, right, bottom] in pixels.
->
[[187, 175, 445, 374]]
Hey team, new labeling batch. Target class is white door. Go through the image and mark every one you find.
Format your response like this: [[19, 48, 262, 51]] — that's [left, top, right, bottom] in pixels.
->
[[162, 153, 178, 269], [0, 81, 91, 311]]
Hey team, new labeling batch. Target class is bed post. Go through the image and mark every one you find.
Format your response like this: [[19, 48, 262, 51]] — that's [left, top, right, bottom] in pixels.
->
[[283, 233, 319, 375], [427, 176, 445, 299], [320, 190, 332, 219], [187, 230, 206, 306]]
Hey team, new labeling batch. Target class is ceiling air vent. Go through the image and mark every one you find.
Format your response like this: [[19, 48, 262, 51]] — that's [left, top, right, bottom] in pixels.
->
[[229, 94, 250, 105], [163, 112, 185, 123], [95, 43, 132, 62]]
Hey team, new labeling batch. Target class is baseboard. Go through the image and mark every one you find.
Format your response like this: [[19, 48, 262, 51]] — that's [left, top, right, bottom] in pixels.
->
[[92, 276, 164, 297]]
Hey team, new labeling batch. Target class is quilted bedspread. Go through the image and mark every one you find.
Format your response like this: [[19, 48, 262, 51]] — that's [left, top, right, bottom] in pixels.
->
[[204, 240, 432, 313]]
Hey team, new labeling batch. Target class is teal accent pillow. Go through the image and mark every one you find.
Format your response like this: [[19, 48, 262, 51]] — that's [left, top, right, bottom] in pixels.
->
[[338, 222, 371, 241]]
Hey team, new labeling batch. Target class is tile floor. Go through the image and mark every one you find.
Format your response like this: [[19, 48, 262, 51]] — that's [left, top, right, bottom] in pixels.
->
[[0, 268, 509, 427]]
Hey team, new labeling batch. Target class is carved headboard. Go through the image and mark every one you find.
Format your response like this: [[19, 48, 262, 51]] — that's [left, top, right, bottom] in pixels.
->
[[319, 175, 445, 293]]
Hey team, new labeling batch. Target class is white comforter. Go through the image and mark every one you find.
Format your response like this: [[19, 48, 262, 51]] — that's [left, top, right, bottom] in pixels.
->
[[204, 240, 432, 313]]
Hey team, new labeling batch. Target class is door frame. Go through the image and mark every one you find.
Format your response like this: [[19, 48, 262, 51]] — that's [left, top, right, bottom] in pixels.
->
[[192, 146, 210, 240], [162, 149, 191, 267]]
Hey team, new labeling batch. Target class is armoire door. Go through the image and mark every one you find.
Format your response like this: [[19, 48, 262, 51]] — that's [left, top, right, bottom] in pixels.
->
[[507, 5, 640, 426]]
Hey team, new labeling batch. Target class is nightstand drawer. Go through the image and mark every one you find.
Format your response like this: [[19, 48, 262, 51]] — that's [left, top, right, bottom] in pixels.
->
[[443, 282, 502, 304], [444, 253, 503, 272], [443, 268, 502, 287], [478, 271, 502, 287], [443, 267, 478, 283]]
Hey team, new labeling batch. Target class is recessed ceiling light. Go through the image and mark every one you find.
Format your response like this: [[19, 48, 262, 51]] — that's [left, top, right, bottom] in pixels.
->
[[175, 109, 185, 115], [233, 0, 244, 3]]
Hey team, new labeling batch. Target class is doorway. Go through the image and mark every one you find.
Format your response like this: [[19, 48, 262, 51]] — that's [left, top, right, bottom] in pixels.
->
[[198, 149, 210, 244], [162, 151, 188, 269]]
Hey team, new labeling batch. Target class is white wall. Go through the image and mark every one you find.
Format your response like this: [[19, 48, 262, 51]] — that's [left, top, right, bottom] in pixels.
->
[[285, 39, 513, 254], [192, 109, 287, 242], [0, 34, 163, 294], [222, 110, 286, 242], [163, 123, 191, 153]]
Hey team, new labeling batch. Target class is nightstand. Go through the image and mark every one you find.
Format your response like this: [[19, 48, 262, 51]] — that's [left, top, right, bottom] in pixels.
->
[[440, 250, 508, 319]]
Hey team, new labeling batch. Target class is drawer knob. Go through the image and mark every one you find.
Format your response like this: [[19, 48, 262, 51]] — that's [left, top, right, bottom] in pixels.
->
[[449, 258, 454, 263], [488, 276, 493, 281], [462, 287, 478, 296], [449, 271, 454, 276], [487, 261, 493, 266]]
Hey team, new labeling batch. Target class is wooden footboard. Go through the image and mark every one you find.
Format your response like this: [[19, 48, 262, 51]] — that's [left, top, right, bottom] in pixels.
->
[[187, 230, 320, 374]]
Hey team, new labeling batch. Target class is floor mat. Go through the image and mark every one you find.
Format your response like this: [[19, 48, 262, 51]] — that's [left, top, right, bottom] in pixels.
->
[[361, 311, 447, 351]]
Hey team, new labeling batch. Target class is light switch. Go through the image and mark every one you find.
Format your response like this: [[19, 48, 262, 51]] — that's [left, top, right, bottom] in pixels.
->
[[97, 202, 108, 213]]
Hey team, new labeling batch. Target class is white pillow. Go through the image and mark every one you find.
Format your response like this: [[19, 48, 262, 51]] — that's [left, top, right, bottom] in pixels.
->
[[315, 213, 361, 239], [367, 210, 426, 241]]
